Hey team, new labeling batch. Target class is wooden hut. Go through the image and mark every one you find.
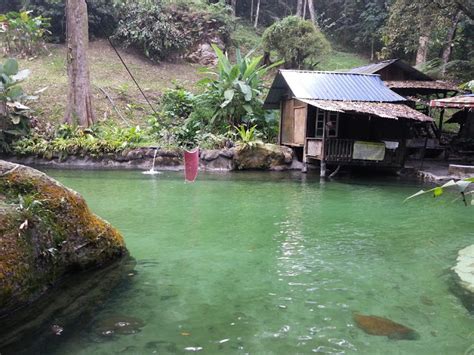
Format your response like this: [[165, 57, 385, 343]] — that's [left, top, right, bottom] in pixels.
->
[[350, 59, 459, 139], [431, 95, 474, 140], [264, 70, 433, 175], [349, 59, 459, 100]]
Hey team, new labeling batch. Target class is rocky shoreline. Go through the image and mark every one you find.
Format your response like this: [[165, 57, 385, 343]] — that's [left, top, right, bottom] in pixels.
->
[[4, 144, 302, 172]]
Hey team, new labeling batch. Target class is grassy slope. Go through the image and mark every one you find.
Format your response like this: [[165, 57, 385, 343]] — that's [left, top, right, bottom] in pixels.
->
[[17, 40, 202, 127], [317, 51, 368, 71], [14, 27, 368, 128]]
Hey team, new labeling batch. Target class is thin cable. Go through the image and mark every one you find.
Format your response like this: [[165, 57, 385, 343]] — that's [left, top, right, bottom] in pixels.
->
[[107, 37, 158, 115]]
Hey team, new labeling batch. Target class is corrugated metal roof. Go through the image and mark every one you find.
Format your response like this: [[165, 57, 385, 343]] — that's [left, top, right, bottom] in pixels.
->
[[300, 99, 434, 122], [349, 59, 432, 81], [264, 70, 406, 109], [348, 59, 398, 75]]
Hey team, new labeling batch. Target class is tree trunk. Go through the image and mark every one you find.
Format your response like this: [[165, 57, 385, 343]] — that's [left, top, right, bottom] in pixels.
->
[[64, 0, 95, 127], [254, 0, 261, 28], [415, 34, 430, 66], [250, 0, 254, 21], [296, 0, 303, 17], [231, 0, 237, 16], [308, 0, 317, 24], [303, 0, 307, 19], [441, 10, 462, 75]]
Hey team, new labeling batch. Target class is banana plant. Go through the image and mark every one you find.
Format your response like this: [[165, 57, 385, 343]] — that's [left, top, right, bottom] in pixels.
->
[[199, 45, 284, 128], [405, 178, 474, 206]]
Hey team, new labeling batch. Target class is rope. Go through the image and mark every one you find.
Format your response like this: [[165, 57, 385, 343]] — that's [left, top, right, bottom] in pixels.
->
[[107, 37, 158, 116]]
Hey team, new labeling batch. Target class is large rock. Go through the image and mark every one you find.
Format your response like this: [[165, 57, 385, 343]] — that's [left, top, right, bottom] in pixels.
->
[[0, 160, 127, 316], [452, 244, 474, 312], [233, 143, 294, 170]]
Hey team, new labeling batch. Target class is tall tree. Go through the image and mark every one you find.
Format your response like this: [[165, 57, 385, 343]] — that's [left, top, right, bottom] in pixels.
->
[[231, 0, 237, 16], [307, 0, 317, 24], [296, 0, 304, 17], [254, 0, 261, 28], [64, 0, 95, 127], [441, 9, 463, 74], [414, 1, 432, 65]]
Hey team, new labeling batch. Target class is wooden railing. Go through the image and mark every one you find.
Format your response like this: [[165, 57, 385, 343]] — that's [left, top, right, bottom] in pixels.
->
[[325, 139, 354, 162], [305, 138, 404, 167]]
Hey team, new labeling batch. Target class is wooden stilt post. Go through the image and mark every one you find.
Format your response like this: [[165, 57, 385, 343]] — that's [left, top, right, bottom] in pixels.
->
[[438, 109, 445, 139], [320, 112, 327, 178]]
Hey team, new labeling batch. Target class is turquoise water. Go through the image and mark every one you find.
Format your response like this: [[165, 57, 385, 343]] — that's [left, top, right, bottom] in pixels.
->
[[43, 170, 473, 354]]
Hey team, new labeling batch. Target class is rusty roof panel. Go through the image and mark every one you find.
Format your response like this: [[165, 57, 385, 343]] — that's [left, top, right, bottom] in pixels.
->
[[385, 80, 459, 91], [300, 99, 434, 122], [430, 94, 474, 109]]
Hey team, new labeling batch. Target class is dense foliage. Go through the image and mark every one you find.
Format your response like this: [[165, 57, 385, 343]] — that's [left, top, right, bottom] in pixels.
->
[[0, 10, 50, 56], [145, 46, 282, 148], [262, 16, 330, 69], [0, 59, 33, 153], [113, 1, 233, 62], [13, 123, 148, 159], [3, 0, 120, 42]]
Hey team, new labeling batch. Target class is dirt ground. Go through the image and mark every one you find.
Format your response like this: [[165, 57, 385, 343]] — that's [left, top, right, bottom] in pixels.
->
[[16, 40, 203, 127]]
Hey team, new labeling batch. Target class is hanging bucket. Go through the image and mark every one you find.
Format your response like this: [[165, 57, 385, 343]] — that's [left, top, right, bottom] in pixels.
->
[[184, 148, 199, 182]]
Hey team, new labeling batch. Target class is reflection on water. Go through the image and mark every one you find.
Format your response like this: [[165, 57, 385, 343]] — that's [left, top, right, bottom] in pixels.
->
[[3, 170, 473, 354]]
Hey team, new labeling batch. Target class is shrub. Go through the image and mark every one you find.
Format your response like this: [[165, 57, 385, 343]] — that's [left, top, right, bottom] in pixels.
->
[[0, 58, 34, 153], [24, 0, 120, 43], [262, 16, 331, 69], [113, 1, 233, 62], [159, 87, 195, 124], [0, 10, 50, 56], [13, 123, 151, 159], [198, 45, 283, 131]]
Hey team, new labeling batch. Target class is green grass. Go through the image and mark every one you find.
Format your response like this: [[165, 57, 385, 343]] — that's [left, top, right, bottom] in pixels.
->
[[316, 50, 368, 71], [231, 22, 263, 54], [13, 40, 202, 127]]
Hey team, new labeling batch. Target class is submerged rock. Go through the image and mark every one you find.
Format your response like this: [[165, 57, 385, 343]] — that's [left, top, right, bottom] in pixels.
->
[[353, 313, 419, 340], [95, 315, 145, 337], [452, 244, 474, 312], [0, 160, 128, 316]]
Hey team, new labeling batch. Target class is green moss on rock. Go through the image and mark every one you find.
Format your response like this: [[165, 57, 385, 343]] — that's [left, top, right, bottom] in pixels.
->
[[233, 143, 293, 170], [0, 161, 127, 316]]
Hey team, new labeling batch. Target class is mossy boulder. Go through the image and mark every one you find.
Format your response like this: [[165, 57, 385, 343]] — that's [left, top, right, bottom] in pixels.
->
[[233, 143, 293, 170], [0, 160, 127, 316]]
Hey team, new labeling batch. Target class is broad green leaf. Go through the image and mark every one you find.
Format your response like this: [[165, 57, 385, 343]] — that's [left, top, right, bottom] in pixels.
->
[[456, 180, 471, 193], [229, 65, 240, 81], [433, 187, 443, 197], [224, 89, 234, 101], [243, 104, 253, 114], [440, 180, 457, 189], [7, 86, 23, 99], [405, 189, 428, 202], [236, 82, 252, 101], [3, 59, 19, 76], [243, 56, 263, 80]]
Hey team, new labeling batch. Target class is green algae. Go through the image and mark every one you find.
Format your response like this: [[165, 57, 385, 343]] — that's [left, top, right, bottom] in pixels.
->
[[0, 161, 127, 316]]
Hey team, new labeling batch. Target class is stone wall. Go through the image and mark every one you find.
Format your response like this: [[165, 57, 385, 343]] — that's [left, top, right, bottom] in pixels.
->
[[5, 144, 299, 172]]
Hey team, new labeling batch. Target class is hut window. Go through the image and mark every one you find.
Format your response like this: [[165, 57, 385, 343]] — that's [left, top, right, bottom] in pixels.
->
[[316, 109, 325, 137], [327, 112, 339, 137]]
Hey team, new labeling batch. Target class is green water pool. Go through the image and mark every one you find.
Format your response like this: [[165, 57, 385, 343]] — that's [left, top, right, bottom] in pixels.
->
[[36, 170, 474, 354]]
